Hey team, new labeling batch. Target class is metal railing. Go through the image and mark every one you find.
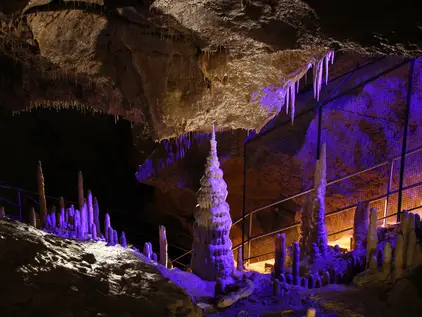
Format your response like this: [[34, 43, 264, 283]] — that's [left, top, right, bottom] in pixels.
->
[[172, 143, 422, 266]]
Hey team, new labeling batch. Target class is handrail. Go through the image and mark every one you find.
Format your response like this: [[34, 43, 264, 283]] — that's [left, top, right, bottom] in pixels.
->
[[172, 145, 422, 265]]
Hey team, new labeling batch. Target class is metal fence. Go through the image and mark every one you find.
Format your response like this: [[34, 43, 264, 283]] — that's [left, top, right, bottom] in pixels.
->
[[172, 56, 422, 268]]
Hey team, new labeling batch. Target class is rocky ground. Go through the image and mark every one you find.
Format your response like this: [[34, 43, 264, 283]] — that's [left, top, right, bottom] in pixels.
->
[[1, 217, 422, 317], [0, 218, 201, 317]]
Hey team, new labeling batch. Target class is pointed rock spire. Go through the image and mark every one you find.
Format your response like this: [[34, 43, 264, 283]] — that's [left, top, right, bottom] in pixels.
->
[[191, 125, 234, 281]]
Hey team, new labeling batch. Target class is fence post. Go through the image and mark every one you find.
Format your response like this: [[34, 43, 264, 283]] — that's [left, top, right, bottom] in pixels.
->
[[383, 160, 394, 227], [397, 59, 415, 223], [241, 140, 247, 265]]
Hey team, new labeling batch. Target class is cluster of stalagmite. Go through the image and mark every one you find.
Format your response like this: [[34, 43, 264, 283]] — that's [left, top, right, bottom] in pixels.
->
[[1, 163, 172, 268], [272, 234, 344, 294], [190, 125, 235, 281], [353, 208, 422, 285], [299, 143, 329, 261]]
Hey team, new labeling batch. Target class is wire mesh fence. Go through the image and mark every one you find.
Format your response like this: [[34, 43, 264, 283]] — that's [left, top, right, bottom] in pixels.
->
[[169, 57, 422, 269]]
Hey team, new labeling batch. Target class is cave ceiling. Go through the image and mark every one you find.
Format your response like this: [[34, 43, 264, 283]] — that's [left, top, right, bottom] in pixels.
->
[[0, 0, 421, 141]]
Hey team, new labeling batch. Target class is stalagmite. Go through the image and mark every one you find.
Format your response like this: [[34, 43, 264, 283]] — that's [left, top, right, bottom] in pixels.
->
[[366, 208, 378, 268], [412, 245, 422, 267], [159, 225, 168, 267], [314, 277, 321, 288], [143, 242, 152, 259], [274, 233, 286, 278], [308, 274, 315, 289], [104, 213, 111, 241], [107, 227, 115, 246], [409, 212, 415, 232], [87, 190, 94, 234], [299, 194, 312, 255], [59, 197, 65, 228], [81, 202, 88, 235], [323, 271, 331, 285], [405, 230, 416, 269], [301, 277, 308, 288], [91, 224, 97, 240], [310, 143, 328, 257], [352, 202, 370, 250], [152, 253, 158, 262], [113, 230, 118, 245], [50, 206, 57, 228], [0, 206, 5, 218], [292, 241, 300, 285], [74, 209, 81, 229], [306, 308, 316, 317], [120, 232, 127, 247], [400, 210, 409, 243], [29, 207, 36, 227], [76, 225, 84, 240], [368, 250, 378, 272], [78, 171, 84, 210], [393, 234, 404, 280], [272, 279, 281, 296], [37, 161, 47, 228], [415, 213, 421, 230], [236, 246, 244, 271], [382, 242, 392, 274], [285, 273, 293, 284], [93, 197, 101, 235], [190, 125, 235, 281]]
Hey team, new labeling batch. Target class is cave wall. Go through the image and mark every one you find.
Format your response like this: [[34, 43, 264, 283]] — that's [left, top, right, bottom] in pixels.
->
[[140, 57, 422, 262]]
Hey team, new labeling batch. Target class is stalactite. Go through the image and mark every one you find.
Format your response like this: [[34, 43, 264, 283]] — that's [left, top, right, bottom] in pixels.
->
[[37, 161, 47, 229], [274, 233, 286, 278], [78, 171, 84, 210], [159, 225, 168, 267]]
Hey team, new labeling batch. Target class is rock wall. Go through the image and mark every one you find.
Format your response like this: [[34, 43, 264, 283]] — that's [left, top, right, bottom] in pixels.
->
[[139, 57, 422, 261]]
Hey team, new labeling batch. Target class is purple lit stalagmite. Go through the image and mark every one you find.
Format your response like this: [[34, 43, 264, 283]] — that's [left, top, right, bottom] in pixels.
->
[[190, 125, 234, 281]]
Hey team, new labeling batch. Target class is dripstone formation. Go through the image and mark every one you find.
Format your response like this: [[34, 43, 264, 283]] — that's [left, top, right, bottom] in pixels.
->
[[191, 125, 234, 281]]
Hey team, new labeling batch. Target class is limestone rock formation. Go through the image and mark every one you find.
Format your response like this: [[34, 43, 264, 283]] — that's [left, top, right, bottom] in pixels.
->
[[309, 143, 328, 258], [352, 202, 370, 250], [190, 125, 234, 281], [366, 207, 378, 268]]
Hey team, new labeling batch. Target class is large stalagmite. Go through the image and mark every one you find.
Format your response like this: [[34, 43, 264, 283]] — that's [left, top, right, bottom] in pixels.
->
[[190, 125, 234, 281]]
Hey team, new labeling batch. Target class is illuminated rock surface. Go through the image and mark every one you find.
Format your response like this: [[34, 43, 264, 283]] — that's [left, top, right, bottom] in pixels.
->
[[191, 126, 235, 281], [0, 218, 201, 317]]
